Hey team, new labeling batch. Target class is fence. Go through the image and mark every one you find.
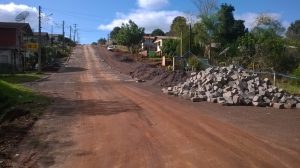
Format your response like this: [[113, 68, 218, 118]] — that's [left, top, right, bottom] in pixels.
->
[[196, 58, 300, 94], [172, 52, 299, 91]]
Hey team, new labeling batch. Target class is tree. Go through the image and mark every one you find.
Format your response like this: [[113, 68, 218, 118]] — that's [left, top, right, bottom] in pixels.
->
[[110, 26, 121, 41], [169, 16, 189, 55], [161, 39, 180, 57], [252, 14, 285, 37], [169, 16, 189, 36], [216, 3, 246, 44], [116, 20, 145, 53], [193, 15, 218, 46], [238, 14, 292, 72], [193, 0, 218, 17], [151, 28, 165, 36], [97, 38, 107, 45], [286, 20, 300, 40]]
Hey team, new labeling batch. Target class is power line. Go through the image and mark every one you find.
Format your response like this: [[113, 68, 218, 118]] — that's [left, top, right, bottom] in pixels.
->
[[43, 7, 103, 19]]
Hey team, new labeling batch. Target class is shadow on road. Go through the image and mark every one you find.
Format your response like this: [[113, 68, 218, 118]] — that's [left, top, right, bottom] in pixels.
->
[[60, 66, 87, 73], [49, 97, 142, 117]]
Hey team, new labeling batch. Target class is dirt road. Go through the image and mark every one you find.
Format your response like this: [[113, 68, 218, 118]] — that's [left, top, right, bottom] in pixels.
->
[[14, 45, 300, 168]]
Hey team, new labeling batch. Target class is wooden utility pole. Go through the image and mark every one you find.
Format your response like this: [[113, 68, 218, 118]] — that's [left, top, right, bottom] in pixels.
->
[[62, 20, 65, 49], [73, 24, 77, 42], [38, 5, 42, 73], [189, 23, 192, 54], [69, 26, 72, 40], [180, 30, 183, 57]]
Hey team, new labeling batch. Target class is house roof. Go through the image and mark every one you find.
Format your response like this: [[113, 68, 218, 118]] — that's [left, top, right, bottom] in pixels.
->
[[49, 34, 62, 37], [33, 32, 49, 37], [143, 36, 155, 40], [153, 36, 179, 43], [0, 22, 33, 35]]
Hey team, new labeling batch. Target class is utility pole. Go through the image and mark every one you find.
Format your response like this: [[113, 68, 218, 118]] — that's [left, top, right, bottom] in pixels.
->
[[62, 20, 65, 50], [73, 24, 77, 42], [107, 34, 110, 45], [180, 30, 183, 57], [50, 25, 53, 46], [189, 23, 192, 54], [69, 26, 72, 40], [38, 5, 42, 73]]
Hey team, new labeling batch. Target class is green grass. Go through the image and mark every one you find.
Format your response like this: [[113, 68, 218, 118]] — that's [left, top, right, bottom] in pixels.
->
[[0, 76, 50, 122], [291, 66, 300, 77], [277, 82, 300, 95], [0, 73, 44, 84]]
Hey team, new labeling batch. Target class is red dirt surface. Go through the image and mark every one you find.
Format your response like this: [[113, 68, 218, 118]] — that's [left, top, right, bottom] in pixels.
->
[[11, 45, 300, 168]]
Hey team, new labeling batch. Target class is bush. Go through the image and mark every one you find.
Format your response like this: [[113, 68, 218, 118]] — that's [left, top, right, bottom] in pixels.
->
[[292, 66, 300, 77], [188, 55, 202, 71]]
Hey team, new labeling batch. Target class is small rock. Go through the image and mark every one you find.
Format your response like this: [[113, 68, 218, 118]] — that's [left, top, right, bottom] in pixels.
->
[[207, 97, 217, 103], [217, 97, 226, 104], [253, 95, 261, 102], [191, 72, 197, 76], [181, 94, 190, 100], [273, 103, 284, 109], [263, 97, 271, 104], [284, 103, 293, 109], [233, 95, 240, 104], [252, 102, 266, 107], [223, 91, 233, 98], [191, 97, 202, 102], [241, 99, 252, 105]]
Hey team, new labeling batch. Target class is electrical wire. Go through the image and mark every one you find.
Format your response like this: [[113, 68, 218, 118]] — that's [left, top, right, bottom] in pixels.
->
[[43, 7, 103, 23]]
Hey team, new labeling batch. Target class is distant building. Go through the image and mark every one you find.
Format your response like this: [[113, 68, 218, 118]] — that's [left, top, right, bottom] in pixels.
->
[[32, 32, 50, 46], [141, 35, 156, 51], [0, 22, 33, 72], [49, 34, 61, 44]]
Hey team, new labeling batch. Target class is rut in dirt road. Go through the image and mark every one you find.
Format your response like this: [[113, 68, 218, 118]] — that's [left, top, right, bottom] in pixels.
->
[[14, 45, 300, 168]]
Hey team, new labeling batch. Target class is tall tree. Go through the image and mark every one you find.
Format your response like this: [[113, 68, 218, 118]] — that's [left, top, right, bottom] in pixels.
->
[[110, 26, 121, 41], [252, 14, 285, 37], [97, 38, 107, 45], [193, 0, 218, 17], [240, 14, 289, 71], [169, 16, 189, 55], [216, 3, 246, 44], [116, 20, 145, 53], [169, 16, 189, 36], [151, 28, 165, 36], [161, 39, 179, 58], [286, 20, 300, 40]]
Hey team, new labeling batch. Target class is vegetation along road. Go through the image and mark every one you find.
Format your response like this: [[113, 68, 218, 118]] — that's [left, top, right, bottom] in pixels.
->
[[10, 45, 300, 168]]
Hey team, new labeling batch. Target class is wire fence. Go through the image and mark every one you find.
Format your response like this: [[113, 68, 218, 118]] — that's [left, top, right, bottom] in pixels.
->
[[198, 58, 300, 89], [172, 52, 299, 91]]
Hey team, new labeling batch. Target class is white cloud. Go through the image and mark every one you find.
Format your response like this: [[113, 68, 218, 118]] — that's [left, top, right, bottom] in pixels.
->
[[235, 12, 289, 30], [0, 2, 52, 32], [137, 0, 169, 10], [98, 9, 186, 33]]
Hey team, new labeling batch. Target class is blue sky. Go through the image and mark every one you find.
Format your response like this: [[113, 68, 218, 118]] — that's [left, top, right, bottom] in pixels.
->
[[0, 0, 299, 44]]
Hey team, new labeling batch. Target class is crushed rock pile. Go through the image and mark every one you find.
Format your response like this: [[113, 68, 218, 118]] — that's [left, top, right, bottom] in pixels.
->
[[162, 65, 300, 109]]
